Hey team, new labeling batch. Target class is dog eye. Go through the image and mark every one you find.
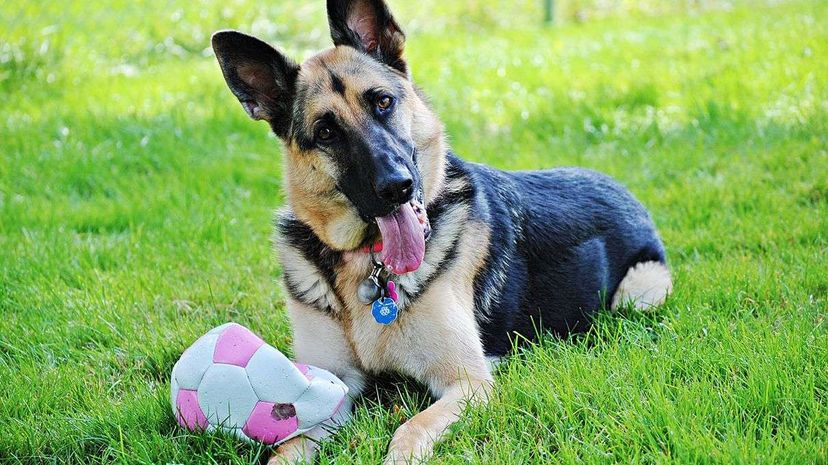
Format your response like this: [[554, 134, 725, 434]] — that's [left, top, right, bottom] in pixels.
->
[[316, 126, 334, 142], [375, 95, 394, 112]]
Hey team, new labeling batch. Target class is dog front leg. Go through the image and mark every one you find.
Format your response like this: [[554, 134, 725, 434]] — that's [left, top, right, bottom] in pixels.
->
[[384, 375, 493, 465], [269, 297, 365, 464]]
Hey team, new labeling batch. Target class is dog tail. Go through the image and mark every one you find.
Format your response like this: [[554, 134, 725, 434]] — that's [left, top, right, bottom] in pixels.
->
[[611, 261, 673, 311]]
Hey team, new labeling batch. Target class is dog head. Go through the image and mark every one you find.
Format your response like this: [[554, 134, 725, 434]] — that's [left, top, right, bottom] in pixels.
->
[[212, 0, 445, 272]]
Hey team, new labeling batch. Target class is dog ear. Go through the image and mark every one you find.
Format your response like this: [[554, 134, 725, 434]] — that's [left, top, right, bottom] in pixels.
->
[[326, 0, 407, 75], [212, 30, 300, 139]]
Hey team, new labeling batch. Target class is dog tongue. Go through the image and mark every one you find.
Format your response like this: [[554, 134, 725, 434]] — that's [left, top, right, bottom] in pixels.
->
[[375, 202, 425, 275]]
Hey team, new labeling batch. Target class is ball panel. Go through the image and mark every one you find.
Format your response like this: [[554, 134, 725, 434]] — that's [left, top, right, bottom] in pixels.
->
[[245, 345, 310, 403], [294, 378, 348, 429], [207, 322, 238, 335], [213, 324, 265, 367], [173, 333, 219, 390], [305, 365, 344, 386], [242, 401, 299, 444], [170, 375, 179, 415], [294, 363, 314, 381], [332, 393, 346, 417], [175, 389, 208, 430], [203, 422, 254, 443], [198, 364, 258, 429]]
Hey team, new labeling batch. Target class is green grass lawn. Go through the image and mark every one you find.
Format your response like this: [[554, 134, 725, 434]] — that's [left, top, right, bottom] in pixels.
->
[[2, 0, 826, 463]]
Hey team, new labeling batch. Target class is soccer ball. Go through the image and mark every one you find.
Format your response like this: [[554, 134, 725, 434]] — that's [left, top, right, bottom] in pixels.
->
[[170, 323, 348, 445]]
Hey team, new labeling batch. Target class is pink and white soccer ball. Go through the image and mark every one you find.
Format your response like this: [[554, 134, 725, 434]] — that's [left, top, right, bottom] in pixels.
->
[[170, 323, 348, 445]]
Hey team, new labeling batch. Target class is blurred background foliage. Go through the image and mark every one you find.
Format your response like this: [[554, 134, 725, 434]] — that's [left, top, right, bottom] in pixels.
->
[[0, 0, 799, 88]]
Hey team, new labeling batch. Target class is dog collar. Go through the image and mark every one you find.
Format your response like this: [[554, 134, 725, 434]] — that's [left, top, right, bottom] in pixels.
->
[[356, 250, 399, 325], [360, 242, 383, 254]]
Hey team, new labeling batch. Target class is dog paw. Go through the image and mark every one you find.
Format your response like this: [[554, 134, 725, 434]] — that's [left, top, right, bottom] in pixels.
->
[[267, 437, 313, 465], [384, 422, 432, 465], [267, 454, 300, 465]]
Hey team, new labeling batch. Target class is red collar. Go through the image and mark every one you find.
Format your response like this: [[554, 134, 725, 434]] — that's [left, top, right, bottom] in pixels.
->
[[360, 242, 383, 254]]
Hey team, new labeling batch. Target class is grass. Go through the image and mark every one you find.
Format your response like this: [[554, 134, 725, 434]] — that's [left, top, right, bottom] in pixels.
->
[[1, 0, 826, 463]]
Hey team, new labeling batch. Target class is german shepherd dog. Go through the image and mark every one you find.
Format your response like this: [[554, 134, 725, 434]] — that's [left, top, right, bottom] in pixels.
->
[[212, 1, 672, 463]]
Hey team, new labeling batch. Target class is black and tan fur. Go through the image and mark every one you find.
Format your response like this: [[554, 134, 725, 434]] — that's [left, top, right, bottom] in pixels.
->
[[212, 1, 672, 463]]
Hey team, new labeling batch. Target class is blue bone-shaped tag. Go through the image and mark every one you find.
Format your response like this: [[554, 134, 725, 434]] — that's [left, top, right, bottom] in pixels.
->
[[372, 297, 398, 325]]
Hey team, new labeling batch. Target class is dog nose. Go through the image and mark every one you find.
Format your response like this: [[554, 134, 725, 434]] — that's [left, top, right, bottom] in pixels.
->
[[376, 175, 414, 205]]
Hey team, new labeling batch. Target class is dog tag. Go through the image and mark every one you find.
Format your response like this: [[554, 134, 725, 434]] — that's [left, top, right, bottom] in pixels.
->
[[372, 297, 398, 325], [358, 259, 385, 305], [357, 276, 383, 304], [386, 280, 399, 302]]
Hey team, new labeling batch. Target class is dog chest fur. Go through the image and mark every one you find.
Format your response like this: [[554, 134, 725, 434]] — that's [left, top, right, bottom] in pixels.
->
[[275, 202, 492, 393]]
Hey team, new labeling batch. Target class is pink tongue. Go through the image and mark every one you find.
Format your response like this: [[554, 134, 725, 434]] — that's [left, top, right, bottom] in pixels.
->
[[375, 203, 425, 275]]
